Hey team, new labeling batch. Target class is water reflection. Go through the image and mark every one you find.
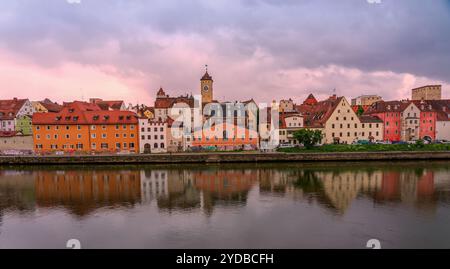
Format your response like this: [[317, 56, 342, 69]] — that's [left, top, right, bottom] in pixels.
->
[[0, 163, 449, 217]]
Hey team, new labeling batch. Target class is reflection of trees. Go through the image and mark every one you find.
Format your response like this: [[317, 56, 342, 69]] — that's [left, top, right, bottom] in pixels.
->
[[293, 171, 323, 194], [157, 185, 201, 212]]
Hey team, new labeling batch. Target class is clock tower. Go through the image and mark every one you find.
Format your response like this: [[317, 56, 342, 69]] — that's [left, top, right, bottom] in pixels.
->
[[200, 65, 213, 104]]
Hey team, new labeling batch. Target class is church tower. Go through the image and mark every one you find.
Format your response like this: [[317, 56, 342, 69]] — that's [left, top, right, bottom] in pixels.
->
[[200, 65, 213, 104]]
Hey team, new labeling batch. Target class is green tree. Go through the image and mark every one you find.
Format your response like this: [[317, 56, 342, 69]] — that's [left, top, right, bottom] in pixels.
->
[[293, 129, 324, 149], [356, 105, 365, 116]]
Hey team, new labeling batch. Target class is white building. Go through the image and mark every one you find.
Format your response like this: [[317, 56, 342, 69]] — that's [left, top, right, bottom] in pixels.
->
[[279, 113, 304, 145], [0, 98, 34, 132], [138, 118, 168, 153]]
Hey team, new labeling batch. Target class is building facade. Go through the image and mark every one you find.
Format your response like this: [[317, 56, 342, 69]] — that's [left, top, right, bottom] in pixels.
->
[[412, 85, 442, 101], [351, 95, 383, 106], [299, 95, 383, 144], [32, 101, 138, 154], [138, 118, 167, 153]]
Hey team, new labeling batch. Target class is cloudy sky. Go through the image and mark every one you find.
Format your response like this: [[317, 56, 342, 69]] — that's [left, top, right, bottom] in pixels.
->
[[0, 0, 449, 105]]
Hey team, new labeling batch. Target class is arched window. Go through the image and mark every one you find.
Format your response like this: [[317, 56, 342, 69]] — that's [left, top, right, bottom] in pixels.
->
[[160, 143, 165, 149], [154, 143, 158, 149]]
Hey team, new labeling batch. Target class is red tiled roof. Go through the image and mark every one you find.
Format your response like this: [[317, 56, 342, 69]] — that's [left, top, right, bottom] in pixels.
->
[[0, 131, 19, 137], [303, 94, 318, 106], [300, 96, 343, 128], [32, 101, 138, 125], [0, 98, 27, 119], [40, 99, 63, 112], [155, 95, 195, 109], [364, 100, 411, 114], [359, 115, 383, 123]]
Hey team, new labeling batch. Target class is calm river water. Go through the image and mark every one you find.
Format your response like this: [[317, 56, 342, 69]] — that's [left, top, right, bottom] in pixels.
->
[[1, 161, 450, 249]]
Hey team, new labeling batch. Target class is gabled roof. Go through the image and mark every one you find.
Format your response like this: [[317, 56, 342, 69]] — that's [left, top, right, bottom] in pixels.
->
[[39, 99, 63, 112], [301, 96, 344, 128], [359, 115, 383, 123], [0, 98, 28, 119], [364, 100, 412, 114]]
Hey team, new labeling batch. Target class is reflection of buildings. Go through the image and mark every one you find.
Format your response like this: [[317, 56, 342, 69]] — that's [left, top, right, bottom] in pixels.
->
[[193, 169, 257, 215], [318, 171, 382, 213], [257, 167, 440, 215], [35, 170, 141, 216], [155, 170, 201, 212], [140, 170, 169, 203], [0, 170, 35, 213]]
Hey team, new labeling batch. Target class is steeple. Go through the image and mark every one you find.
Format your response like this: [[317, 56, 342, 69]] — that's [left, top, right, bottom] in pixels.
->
[[201, 64, 213, 81], [157, 87, 166, 98]]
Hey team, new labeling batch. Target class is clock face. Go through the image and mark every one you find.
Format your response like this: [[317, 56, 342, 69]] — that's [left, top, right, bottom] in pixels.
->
[[203, 85, 209, 92]]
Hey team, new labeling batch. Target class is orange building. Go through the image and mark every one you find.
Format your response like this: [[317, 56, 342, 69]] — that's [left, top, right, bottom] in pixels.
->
[[32, 101, 139, 153]]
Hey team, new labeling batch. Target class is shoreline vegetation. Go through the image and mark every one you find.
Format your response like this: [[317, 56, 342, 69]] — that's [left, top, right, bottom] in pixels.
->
[[277, 143, 450, 153]]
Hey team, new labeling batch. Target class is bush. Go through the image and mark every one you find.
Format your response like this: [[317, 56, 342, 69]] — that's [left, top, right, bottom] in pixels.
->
[[293, 129, 324, 149]]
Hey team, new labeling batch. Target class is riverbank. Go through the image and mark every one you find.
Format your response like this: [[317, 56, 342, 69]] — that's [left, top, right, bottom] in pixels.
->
[[1, 151, 450, 165]]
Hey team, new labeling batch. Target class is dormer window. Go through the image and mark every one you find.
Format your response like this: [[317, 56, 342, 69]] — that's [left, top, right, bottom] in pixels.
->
[[73, 116, 79, 121], [65, 116, 71, 121], [55, 116, 62, 121], [93, 115, 99, 120], [68, 109, 75, 113], [119, 116, 124, 120], [104, 115, 110, 120], [126, 116, 131, 120]]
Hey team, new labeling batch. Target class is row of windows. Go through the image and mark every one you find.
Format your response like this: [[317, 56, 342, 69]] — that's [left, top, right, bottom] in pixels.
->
[[36, 125, 135, 131], [332, 123, 380, 129], [36, 142, 136, 150], [141, 127, 164, 132], [335, 117, 355, 121], [193, 136, 255, 141], [141, 135, 165, 140], [36, 133, 136, 139], [332, 131, 380, 138]]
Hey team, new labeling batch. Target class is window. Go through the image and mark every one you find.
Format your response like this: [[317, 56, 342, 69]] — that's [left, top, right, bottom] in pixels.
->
[[92, 134, 96, 139], [77, 125, 81, 130], [36, 134, 41, 140], [77, 134, 82, 139], [102, 133, 107, 138], [123, 143, 128, 148], [76, 143, 83, 149], [54, 134, 58, 139], [141, 135, 145, 140], [47, 126, 51, 130], [130, 125, 134, 130], [154, 127, 158, 132], [160, 143, 165, 148], [123, 134, 127, 138], [160, 127, 164, 132], [92, 143, 96, 149], [36, 126, 40, 131], [100, 143, 108, 149], [123, 125, 127, 130], [116, 143, 121, 149], [91, 125, 96, 130], [147, 127, 151, 132], [332, 124, 335, 129], [66, 126, 70, 130], [130, 134, 135, 138], [141, 128, 145, 132], [160, 135, 164, 139], [154, 135, 158, 139], [148, 135, 151, 139], [154, 143, 158, 149], [115, 125, 119, 130], [130, 143, 135, 148], [102, 125, 106, 130], [65, 134, 70, 139], [115, 134, 120, 138]]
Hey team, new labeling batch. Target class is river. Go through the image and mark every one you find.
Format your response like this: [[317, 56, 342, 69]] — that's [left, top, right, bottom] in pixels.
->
[[1, 161, 450, 249]]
